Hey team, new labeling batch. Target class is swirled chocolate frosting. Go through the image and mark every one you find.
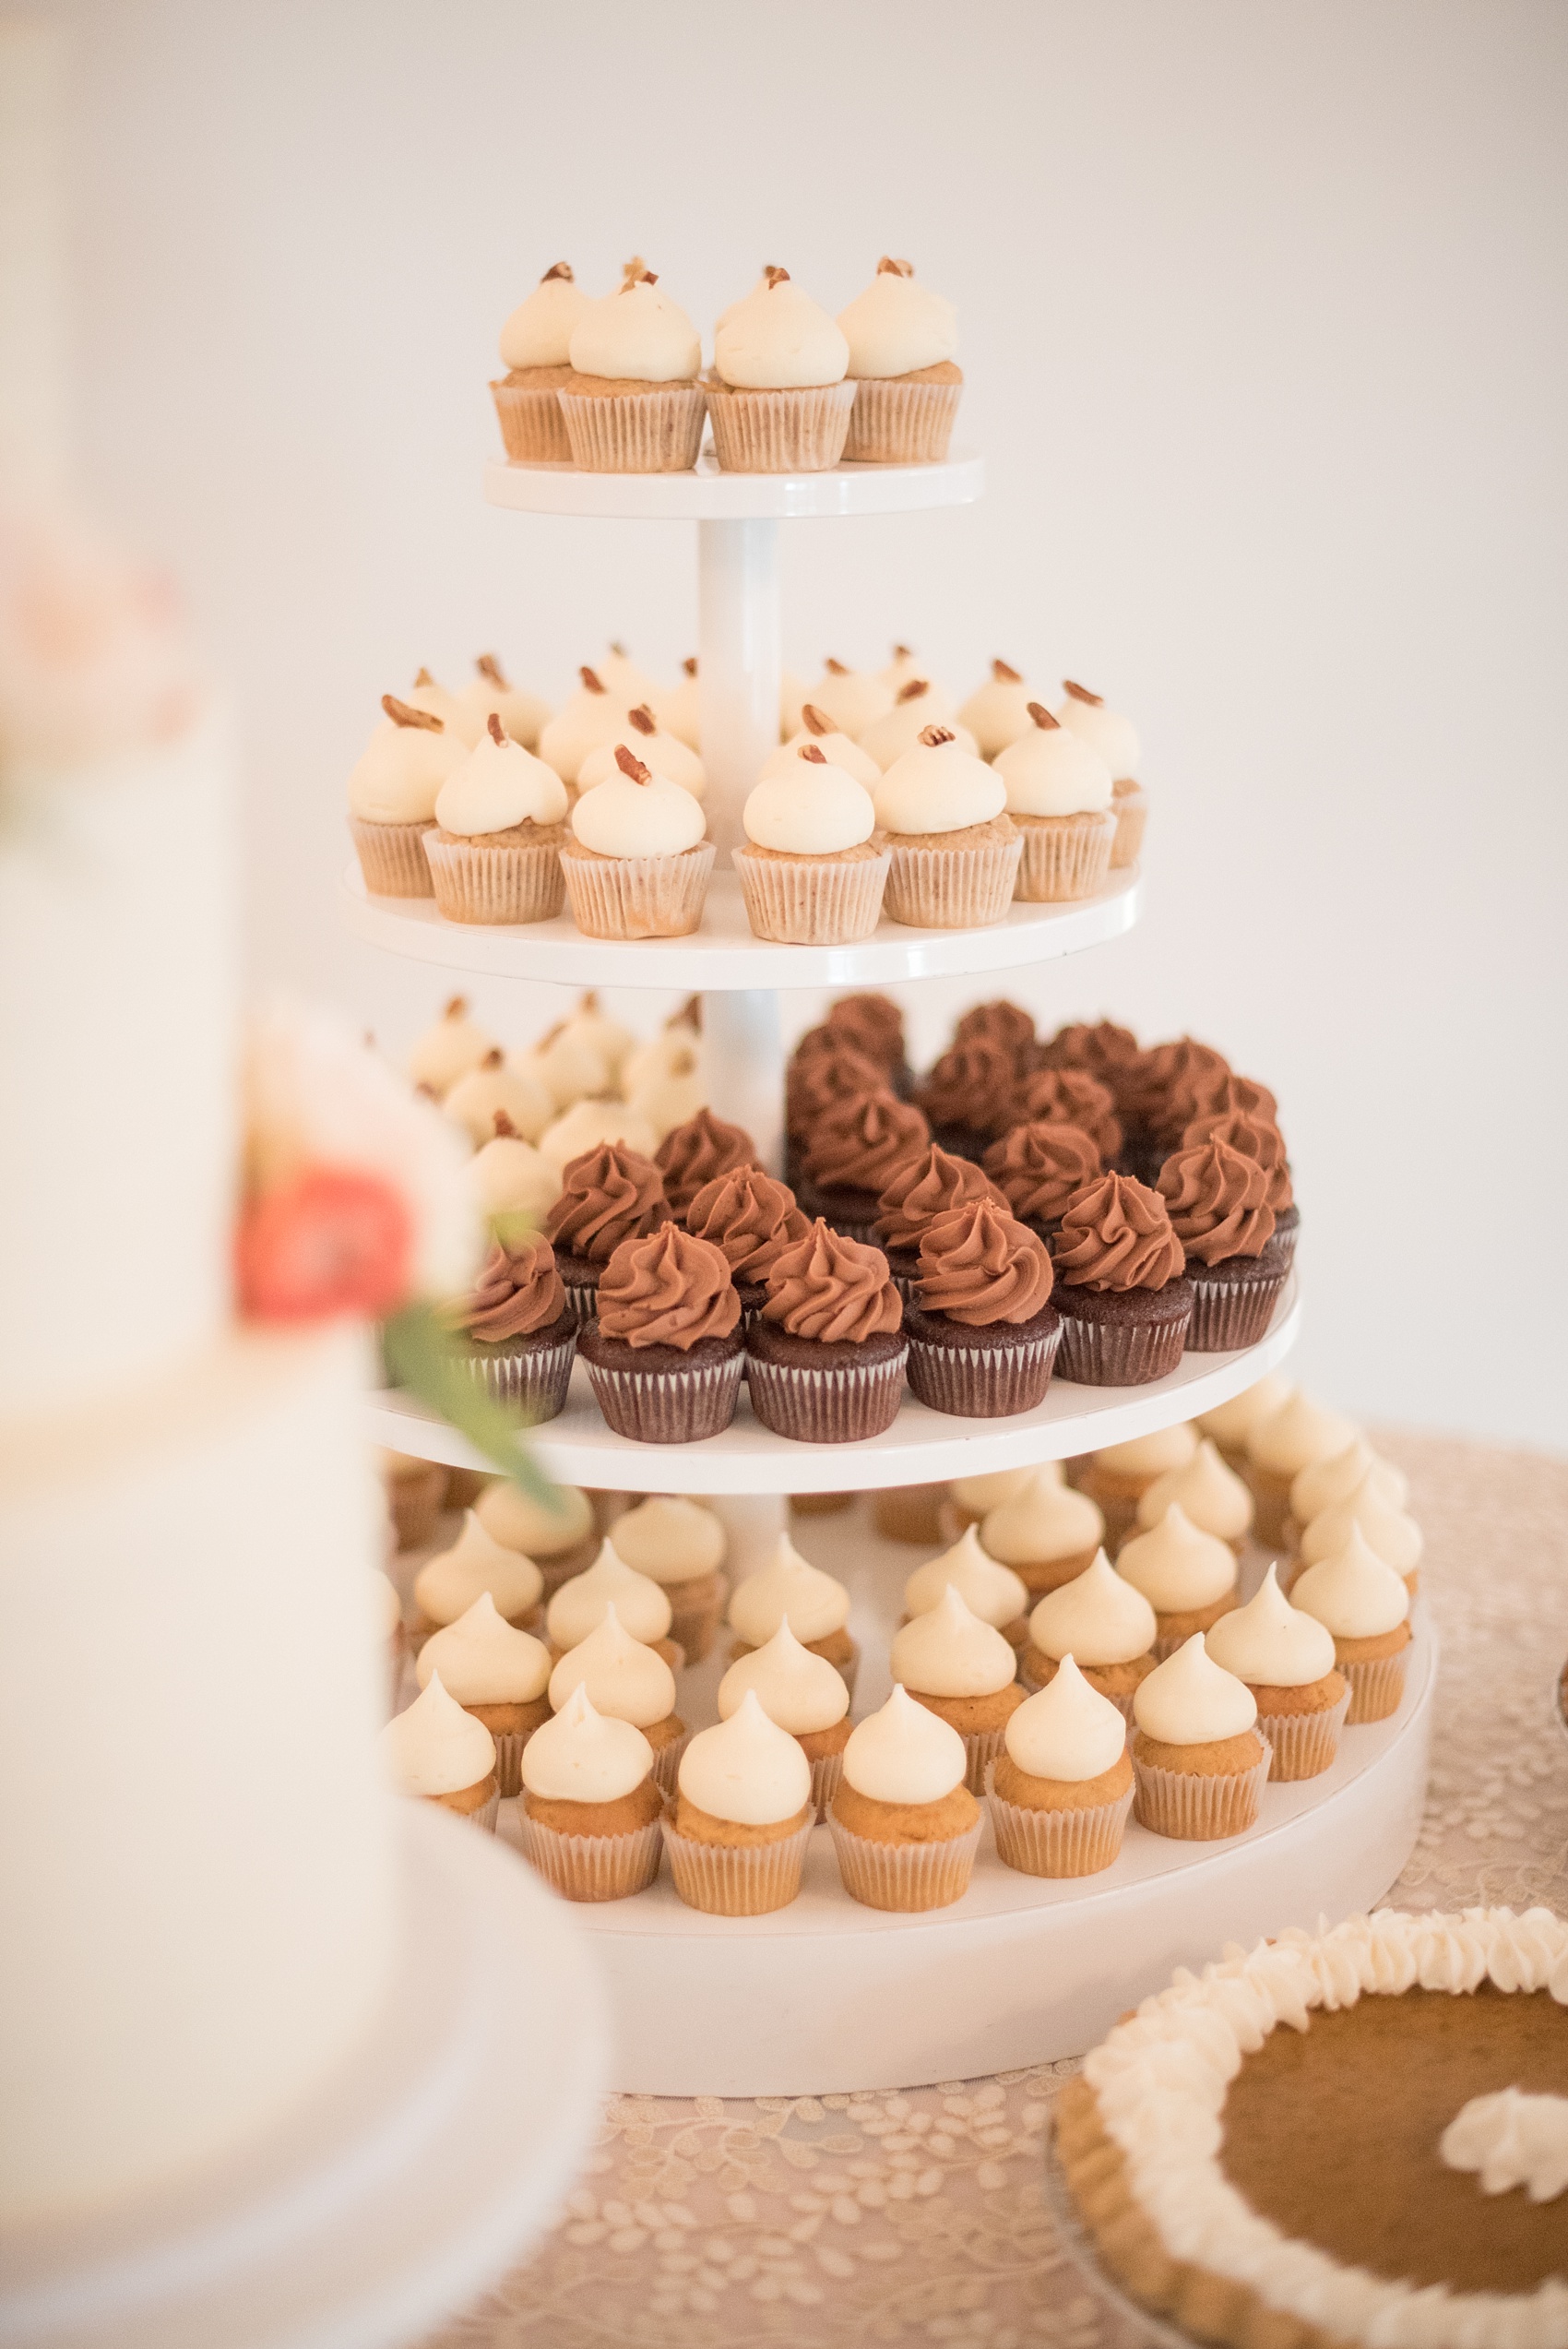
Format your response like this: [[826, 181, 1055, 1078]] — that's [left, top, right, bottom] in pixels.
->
[[1011, 1067, 1123, 1161], [875, 1146, 1005, 1252], [656, 1106, 758, 1216], [982, 1119, 1102, 1222], [441, 1235, 567, 1341], [823, 992, 905, 1072], [784, 1042, 884, 1139], [546, 1142, 668, 1263], [1194, 1071, 1281, 1128], [913, 1039, 1018, 1137], [915, 1199, 1054, 1327], [1157, 1140, 1276, 1264], [953, 999, 1037, 1064], [1181, 1109, 1293, 1213], [1142, 1037, 1234, 1142], [760, 1219, 903, 1344], [685, 1166, 809, 1283], [802, 1089, 930, 1194], [1039, 1019, 1141, 1087], [596, 1223, 741, 1351], [1052, 1172, 1187, 1293]]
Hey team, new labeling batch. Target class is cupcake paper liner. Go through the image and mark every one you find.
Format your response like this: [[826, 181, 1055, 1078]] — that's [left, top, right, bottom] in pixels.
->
[[649, 1726, 694, 1800], [707, 379, 856, 473], [827, 1812, 982, 1912], [561, 840, 717, 939], [904, 1320, 1062, 1418], [429, 1785, 501, 1835], [665, 1577, 728, 1666], [1342, 1647, 1410, 1725], [842, 374, 962, 465], [883, 829, 1023, 930], [490, 1730, 529, 1800], [1132, 1741, 1273, 1840], [1110, 784, 1148, 868], [1256, 1687, 1351, 1781], [557, 383, 707, 473], [454, 1330, 576, 1422], [660, 1814, 814, 1915], [422, 830, 566, 926], [1273, 1209, 1301, 1271], [1185, 1263, 1290, 1352], [985, 1765, 1134, 1878], [731, 841, 890, 944], [557, 1272, 600, 1330], [517, 1810, 664, 1902], [957, 1723, 1011, 1797], [1014, 809, 1116, 903], [744, 1344, 908, 1443], [350, 816, 435, 900], [1053, 1302, 1192, 1387], [582, 1346, 744, 1443], [491, 377, 574, 465], [808, 1749, 845, 1821]]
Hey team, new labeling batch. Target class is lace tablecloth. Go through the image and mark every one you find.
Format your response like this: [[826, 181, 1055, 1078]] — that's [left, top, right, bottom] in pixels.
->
[[431, 1433, 1568, 2349]]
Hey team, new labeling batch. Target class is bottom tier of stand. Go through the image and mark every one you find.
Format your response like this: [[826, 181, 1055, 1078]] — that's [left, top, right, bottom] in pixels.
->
[[4, 1805, 609, 2349]]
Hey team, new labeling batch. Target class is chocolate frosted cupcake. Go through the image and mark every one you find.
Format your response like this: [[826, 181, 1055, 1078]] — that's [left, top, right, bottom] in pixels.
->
[[1182, 1105, 1299, 1270], [1011, 1067, 1123, 1163], [982, 1119, 1102, 1238], [747, 1219, 906, 1442], [904, 1199, 1060, 1416], [545, 1141, 669, 1324], [797, 1087, 930, 1244], [1050, 1173, 1193, 1384], [656, 1106, 758, 1219], [874, 1144, 1007, 1297], [953, 998, 1037, 1065], [576, 1224, 743, 1442], [821, 992, 909, 1088], [1142, 1036, 1234, 1155], [438, 1234, 576, 1419], [1039, 1019, 1141, 1090], [684, 1165, 809, 1316], [785, 1037, 884, 1160], [912, 1037, 1018, 1162], [1157, 1139, 1289, 1350]]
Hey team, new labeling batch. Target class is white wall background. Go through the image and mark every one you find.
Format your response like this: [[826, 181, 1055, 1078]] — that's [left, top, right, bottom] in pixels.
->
[[42, 0, 1568, 1449]]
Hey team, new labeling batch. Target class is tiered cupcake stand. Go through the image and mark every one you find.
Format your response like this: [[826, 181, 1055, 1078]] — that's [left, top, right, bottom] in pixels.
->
[[350, 447, 1432, 2096]]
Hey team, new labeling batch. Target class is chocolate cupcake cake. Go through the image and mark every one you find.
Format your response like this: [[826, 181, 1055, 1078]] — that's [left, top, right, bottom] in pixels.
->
[[1010, 1066, 1123, 1163], [655, 1105, 758, 1219], [796, 1087, 930, 1243], [1050, 1172, 1194, 1384], [1182, 1104, 1299, 1269], [576, 1223, 744, 1442], [952, 998, 1037, 1067], [903, 1198, 1061, 1416], [746, 1219, 906, 1442], [683, 1165, 809, 1317], [1037, 1019, 1141, 1090], [1158, 1139, 1289, 1350], [439, 1233, 577, 1419], [544, 1140, 670, 1323], [982, 1118, 1102, 1237], [912, 1036, 1018, 1162], [821, 992, 911, 1093], [874, 1144, 1007, 1297]]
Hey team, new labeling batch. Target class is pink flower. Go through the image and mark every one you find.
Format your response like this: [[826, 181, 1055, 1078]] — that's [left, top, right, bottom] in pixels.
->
[[237, 1166, 414, 1323]]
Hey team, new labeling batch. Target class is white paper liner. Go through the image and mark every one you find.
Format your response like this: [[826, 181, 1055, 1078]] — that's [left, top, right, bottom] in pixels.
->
[[1014, 809, 1116, 902], [826, 1812, 982, 1912], [582, 1345, 745, 1443], [904, 1320, 1062, 1417], [490, 1731, 528, 1800], [1110, 783, 1147, 868], [731, 841, 890, 943], [984, 1764, 1134, 1878], [560, 839, 717, 939], [455, 1331, 576, 1419], [349, 816, 435, 899], [422, 829, 566, 925], [490, 376, 573, 464], [1132, 1740, 1273, 1840], [1256, 1687, 1351, 1781], [842, 374, 962, 464], [557, 383, 707, 472], [517, 1809, 664, 1902], [743, 1346, 907, 1443], [1342, 1646, 1411, 1725], [957, 1723, 1010, 1797], [883, 829, 1023, 929], [660, 1813, 814, 1915], [649, 1724, 693, 1799], [706, 378, 856, 472], [808, 1748, 845, 1821]]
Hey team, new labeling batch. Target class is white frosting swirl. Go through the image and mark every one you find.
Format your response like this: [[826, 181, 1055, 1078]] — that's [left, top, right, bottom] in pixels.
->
[[1028, 1549, 1158, 1667], [537, 671, 632, 783], [413, 1510, 543, 1628], [469, 1124, 559, 1228], [807, 663, 893, 740], [415, 1591, 552, 1705], [1004, 1655, 1127, 1783], [538, 1099, 659, 1168], [1299, 1476, 1423, 1577], [1441, 2088, 1568, 2203], [1248, 1389, 1360, 1477], [980, 1470, 1103, 1566], [873, 730, 1005, 837], [995, 709, 1114, 817], [742, 750, 877, 853], [1289, 1525, 1411, 1640], [1203, 1565, 1336, 1688], [843, 1682, 966, 1806], [547, 1604, 677, 1728], [498, 264, 591, 370], [1136, 1439, 1253, 1544], [577, 719, 706, 801], [957, 662, 1036, 759], [349, 709, 464, 823], [889, 1585, 1016, 1698], [1095, 1424, 1198, 1479], [950, 1466, 1038, 1515], [380, 1670, 495, 1796], [714, 271, 849, 390], [1195, 1371, 1294, 1447], [717, 1622, 849, 1736], [1054, 683, 1141, 780], [519, 1681, 652, 1806], [904, 1523, 1028, 1628], [473, 1479, 593, 1558], [444, 1055, 552, 1149], [572, 758, 707, 857], [678, 1689, 813, 1826], [1116, 1504, 1238, 1615], [408, 999, 494, 1096], [610, 1495, 726, 1587], [766, 713, 882, 790], [546, 1536, 673, 1649], [837, 262, 958, 378], [857, 683, 969, 771], [1290, 1437, 1409, 1525], [1132, 1632, 1257, 1745], [568, 275, 701, 384], [729, 1533, 850, 1646]]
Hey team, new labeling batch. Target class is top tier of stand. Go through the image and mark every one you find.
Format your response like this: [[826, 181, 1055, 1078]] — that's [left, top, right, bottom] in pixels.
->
[[482, 449, 986, 522]]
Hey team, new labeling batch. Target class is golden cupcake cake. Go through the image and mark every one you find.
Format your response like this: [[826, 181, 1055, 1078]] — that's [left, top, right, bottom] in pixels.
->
[[609, 1495, 728, 1663], [546, 1604, 687, 1795], [379, 1671, 500, 1830], [517, 1684, 664, 1902], [415, 1592, 552, 1796], [661, 1693, 815, 1917], [889, 1586, 1027, 1794], [827, 1685, 982, 1913], [1205, 1564, 1348, 1781], [987, 1656, 1134, 1878], [718, 1623, 851, 1819], [1116, 1503, 1240, 1655], [1289, 1526, 1414, 1723], [1021, 1549, 1158, 1712], [1129, 1633, 1270, 1840]]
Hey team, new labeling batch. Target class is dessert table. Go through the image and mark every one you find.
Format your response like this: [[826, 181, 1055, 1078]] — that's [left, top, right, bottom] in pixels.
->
[[424, 1428, 1568, 2349]]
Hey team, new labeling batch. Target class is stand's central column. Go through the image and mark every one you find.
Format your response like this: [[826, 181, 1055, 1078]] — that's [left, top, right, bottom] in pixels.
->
[[697, 517, 780, 857]]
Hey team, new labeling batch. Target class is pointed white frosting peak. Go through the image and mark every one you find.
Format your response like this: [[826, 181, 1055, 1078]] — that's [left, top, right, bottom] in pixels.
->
[[546, 1604, 677, 1728], [1028, 1549, 1158, 1667], [1299, 1474, 1423, 1577], [415, 1592, 551, 1705], [1136, 1438, 1253, 1543], [1005, 1656, 1127, 1783], [729, 1533, 850, 1646], [520, 1681, 652, 1805], [844, 1683, 967, 1806], [1116, 1504, 1238, 1616], [1204, 1566, 1336, 1689], [546, 1536, 672, 1650], [1289, 1525, 1411, 1641], [678, 1689, 813, 1826], [1133, 1633, 1257, 1746], [380, 1670, 495, 1797], [717, 1621, 849, 1735], [889, 1584, 1016, 1699], [413, 1509, 543, 1628], [903, 1523, 1028, 1629]]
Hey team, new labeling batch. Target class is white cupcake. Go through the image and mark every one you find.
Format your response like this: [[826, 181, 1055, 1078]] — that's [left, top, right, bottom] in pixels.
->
[[490, 260, 591, 463], [993, 703, 1115, 901], [1055, 680, 1146, 867], [560, 264, 706, 473], [560, 745, 715, 939], [733, 743, 889, 943], [873, 724, 1020, 928], [347, 693, 463, 898], [707, 267, 855, 472], [423, 714, 570, 924], [837, 256, 962, 463]]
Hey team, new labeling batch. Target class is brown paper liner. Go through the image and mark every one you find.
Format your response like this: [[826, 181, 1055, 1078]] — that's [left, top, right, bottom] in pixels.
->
[[660, 1814, 814, 1914], [350, 816, 436, 899], [808, 1749, 844, 1821], [422, 830, 565, 925], [649, 1726, 694, 1799], [985, 1766, 1134, 1877], [1132, 1742, 1272, 1839], [827, 1813, 981, 1911], [561, 840, 716, 939], [1110, 783, 1147, 868], [883, 829, 1023, 929], [1342, 1646, 1410, 1724], [581, 1345, 744, 1443], [731, 842, 890, 944], [707, 378, 856, 472], [1014, 809, 1116, 902], [843, 375, 963, 464], [1256, 1687, 1350, 1781], [557, 382, 707, 473], [490, 377, 573, 464], [744, 1344, 908, 1443], [1185, 1263, 1289, 1352], [517, 1810, 664, 1901], [1054, 1303, 1191, 1387], [904, 1318, 1062, 1418], [453, 1330, 576, 1421]]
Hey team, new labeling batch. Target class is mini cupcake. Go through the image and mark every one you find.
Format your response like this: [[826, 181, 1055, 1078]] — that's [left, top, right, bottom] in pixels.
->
[[561, 745, 716, 939], [958, 659, 1036, 759], [544, 1141, 669, 1325], [911, 1038, 1019, 1162], [1055, 681, 1146, 868], [837, 257, 962, 464], [875, 1145, 1008, 1294], [890, 1586, 1027, 1794], [422, 714, 570, 924], [1288, 1437, 1409, 1547], [451, 653, 552, 755], [982, 1120, 1103, 1240], [823, 993, 912, 1088], [416, 1592, 552, 1796], [733, 743, 890, 943], [1010, 1068, 1123, 1163], [979, 1466, 1106, 1599], [1133, 1437, 1255, 1555], [380, 1671, 499, 1830], [784, 1043, 882, 1178], [806, 657, 894, 740], [608, 1495, 727, 1662], [718, 1624, 851, 1818], [491, 261, 591, 463], [1116, 1503, 1240, 1656], [656, 1108, 757, 1220], [517, 1684, 664, 1901], [954, 996, 1038, 1058], [1206, 1566, 1348, 1781], [443, 1049, 552, 1149], [411, 1510, 544, 1648], [576, 703, 707, 802], [520, 1014, 617, 1113], [408, 995, 496, 1098], [858, 678, 978, 770], [576, 1224, 744, 1442], [661, 1693, 815, 1915], [1297, 1473, 1423, 1593], [943, 1465, 1033, 1532], [1245, 1389, 1360, 1547], [545, 1535, 681, 1674], [988, 1657, 1134, 1878], [547, 1604, 687, 1795], [1035, 1017, 1141, 1087], [540, 1099, 659, 1171], [904, 1198, 1060, 1416], [746, 1220, 907, 1443], [1194, 1370, 1295, 1474], [473, 1476, 597, 1598], [873, 725, 1021, 928], [828, 1685, 981, 1911], [1077, 1423, 1197, 1548], [1180, 1107, 1299, 1270], [437, 1234, 576, 1419], [537, 666, 631, 786], [797, 1087, 930, 1243], [873, 1485, 948, 1544], [1129, 1632, 1270, 1840], [1019, 1550, 1159, 1712], [1157, 1140, 1289, 1350], [993, 704, 1116, 901], [684, 1166, 808, 1318], [765, 703, 882, 790], [1050, 1173, 1193, 1384], [347, 694, 464, 897], [728, 1531, 858, 1694], [904, 1522, 1030, 1650], [560, 263, 706, 472], [381, 1448, 446, 1551], [707, 266, 856, 472], [1289, 1527, 1413, 1723]]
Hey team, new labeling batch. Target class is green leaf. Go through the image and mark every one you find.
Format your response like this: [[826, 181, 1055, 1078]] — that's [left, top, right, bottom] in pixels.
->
[[381, 1303, 563, 1512]]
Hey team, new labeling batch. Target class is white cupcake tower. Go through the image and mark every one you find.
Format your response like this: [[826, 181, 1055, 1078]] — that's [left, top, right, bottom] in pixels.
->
[[353, 443, 1429, 2096]]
